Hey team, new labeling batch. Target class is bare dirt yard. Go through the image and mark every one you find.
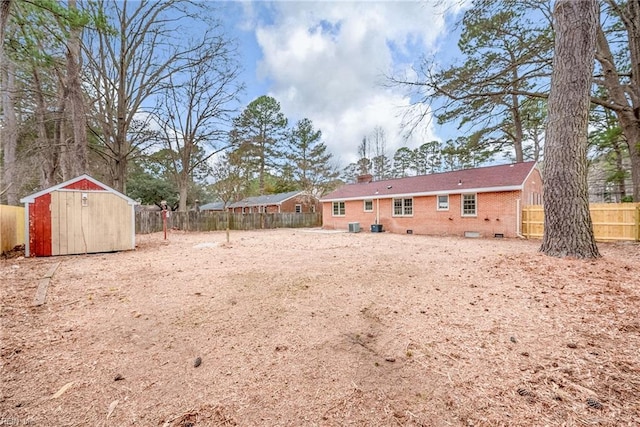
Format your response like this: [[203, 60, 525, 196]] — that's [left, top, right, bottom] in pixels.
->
[[1, 229, 639, 426]]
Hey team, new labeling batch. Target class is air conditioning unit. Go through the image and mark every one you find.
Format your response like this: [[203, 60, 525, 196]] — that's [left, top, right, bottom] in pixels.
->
[[348, 222, 360, 233]]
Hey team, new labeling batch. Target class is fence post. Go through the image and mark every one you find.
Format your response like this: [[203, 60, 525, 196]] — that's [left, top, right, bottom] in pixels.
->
[[636, 206, 640, 241]]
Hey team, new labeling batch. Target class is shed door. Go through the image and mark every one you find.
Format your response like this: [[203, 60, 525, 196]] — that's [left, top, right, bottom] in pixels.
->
[[50, 191, 133, 255]]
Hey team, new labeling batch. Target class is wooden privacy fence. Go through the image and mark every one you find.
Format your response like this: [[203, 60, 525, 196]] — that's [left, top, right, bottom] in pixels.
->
[[0, 205, 25, 253], [136, 211, 322, 234], [522, 203, 640, 242]]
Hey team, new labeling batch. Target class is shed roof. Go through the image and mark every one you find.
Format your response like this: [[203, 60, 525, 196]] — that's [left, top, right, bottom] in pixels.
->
[[229, 191, 305, 208], [199, 201, 227, 211], [320, 161, 538, 202], [20, 174, 138, 205]]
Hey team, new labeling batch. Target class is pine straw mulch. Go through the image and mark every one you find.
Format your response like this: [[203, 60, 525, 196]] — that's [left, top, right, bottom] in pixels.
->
[[1, 229, 639, 426]]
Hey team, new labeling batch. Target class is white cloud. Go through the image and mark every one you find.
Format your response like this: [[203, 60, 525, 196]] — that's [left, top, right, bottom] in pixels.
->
[[250, 1, 463, 166]]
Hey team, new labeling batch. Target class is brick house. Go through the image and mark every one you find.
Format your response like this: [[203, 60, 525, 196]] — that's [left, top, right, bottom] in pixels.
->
[[320, 161, 542, 238], [228, 191, 320, 214]]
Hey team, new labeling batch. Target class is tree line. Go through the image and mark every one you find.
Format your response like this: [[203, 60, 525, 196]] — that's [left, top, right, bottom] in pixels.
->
[[0, 1, 341, 211], [393, 0, 639, 202], [0, 0, 634, 258], [341, 132, 497, 183]]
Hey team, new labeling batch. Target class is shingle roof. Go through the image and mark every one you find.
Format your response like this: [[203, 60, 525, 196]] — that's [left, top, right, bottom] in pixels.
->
[[20, 174, 138, 205], [199, 201, 226, 211], [320, 162, 538, 201], [229, 191, 303, 208]]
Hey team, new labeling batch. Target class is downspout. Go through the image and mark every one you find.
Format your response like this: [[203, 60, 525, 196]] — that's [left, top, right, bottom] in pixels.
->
[[516, 198, 525, 238]]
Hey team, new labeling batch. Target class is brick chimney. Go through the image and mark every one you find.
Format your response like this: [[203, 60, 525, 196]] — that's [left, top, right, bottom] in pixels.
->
[[357, 174, 373, 183]]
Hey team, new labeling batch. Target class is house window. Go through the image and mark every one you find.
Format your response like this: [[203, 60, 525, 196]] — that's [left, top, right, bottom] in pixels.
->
[[462, 194, 477, 216], [295, 204, 302, 213], [364, 200, 373, 212], [437, 195, 449, 211], [332, 201, 345, 216], [393, 198, 413, 216]]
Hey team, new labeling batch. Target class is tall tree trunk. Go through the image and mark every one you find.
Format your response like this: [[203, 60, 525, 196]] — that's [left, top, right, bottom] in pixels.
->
[[112, 153, 128, 193], [65, 0, 88, 177], [33, 67, 59, 187], [612, 140, 626, 201], [622, 0, 640, 201], [1, 56, 18, 205], [540, 0, 600, 258], [532, 131, 542, 163], [113, 6, 129, 194], [56, 82, 71, 182], [621, 121, 640, 200], [509, 51, 524, 163], [510, 100, 524, 163], [178, 179, 189, 212], [176, 141, 193, 212], [595, 5, 640, 201], [0, 0, 11, 56]]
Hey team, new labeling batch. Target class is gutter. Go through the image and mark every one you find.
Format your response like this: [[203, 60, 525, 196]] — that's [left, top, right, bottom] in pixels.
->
[[320, 185, 524, 203]]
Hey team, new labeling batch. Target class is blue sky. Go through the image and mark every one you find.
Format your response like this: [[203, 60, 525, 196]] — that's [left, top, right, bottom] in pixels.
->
[[216, 1, 469, 167]]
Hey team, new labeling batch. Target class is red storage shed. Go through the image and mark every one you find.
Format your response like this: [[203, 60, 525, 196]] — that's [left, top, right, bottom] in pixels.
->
[[20, 175, 138, 257]]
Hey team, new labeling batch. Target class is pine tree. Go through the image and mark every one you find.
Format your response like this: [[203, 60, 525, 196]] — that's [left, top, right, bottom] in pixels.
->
[[230, 95, 288, 195], [540, 0, 600, 258], [286, 118, 338, 197]]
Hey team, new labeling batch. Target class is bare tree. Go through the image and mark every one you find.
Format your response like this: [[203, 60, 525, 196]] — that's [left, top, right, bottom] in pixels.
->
[[1, 0, 14, 203], [371, 126, 391, 180], [540, 0, 600, 258], [356, 136, 370, 175], [211, 152, 244, 243], [1, 55, 17, 204], [157, 39, 242, 211], [2, 0, 101, 198], [83, 0, 215, 193]]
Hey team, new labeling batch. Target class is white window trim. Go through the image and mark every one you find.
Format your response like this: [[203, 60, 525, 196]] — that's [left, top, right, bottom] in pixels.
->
[[437, 194, 449, 211], [295, 204, 302, 213], [392, 197, 413, 217], [461, 193, 477, 217], [332, 201, 345, 217], [363, 199, 374, 212]]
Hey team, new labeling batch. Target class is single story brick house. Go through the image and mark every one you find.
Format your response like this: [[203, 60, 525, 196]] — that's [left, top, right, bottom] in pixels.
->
[[320, 161, 542, 238], [228, 191, 320, 214]]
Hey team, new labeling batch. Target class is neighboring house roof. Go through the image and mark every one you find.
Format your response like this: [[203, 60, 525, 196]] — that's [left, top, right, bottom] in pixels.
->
[[320, 162, 538, 202], [20, 174, 138, 205], [199, 201, 227, 211], [229, 191, 306, 208], [135, 204, 162, 212]]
